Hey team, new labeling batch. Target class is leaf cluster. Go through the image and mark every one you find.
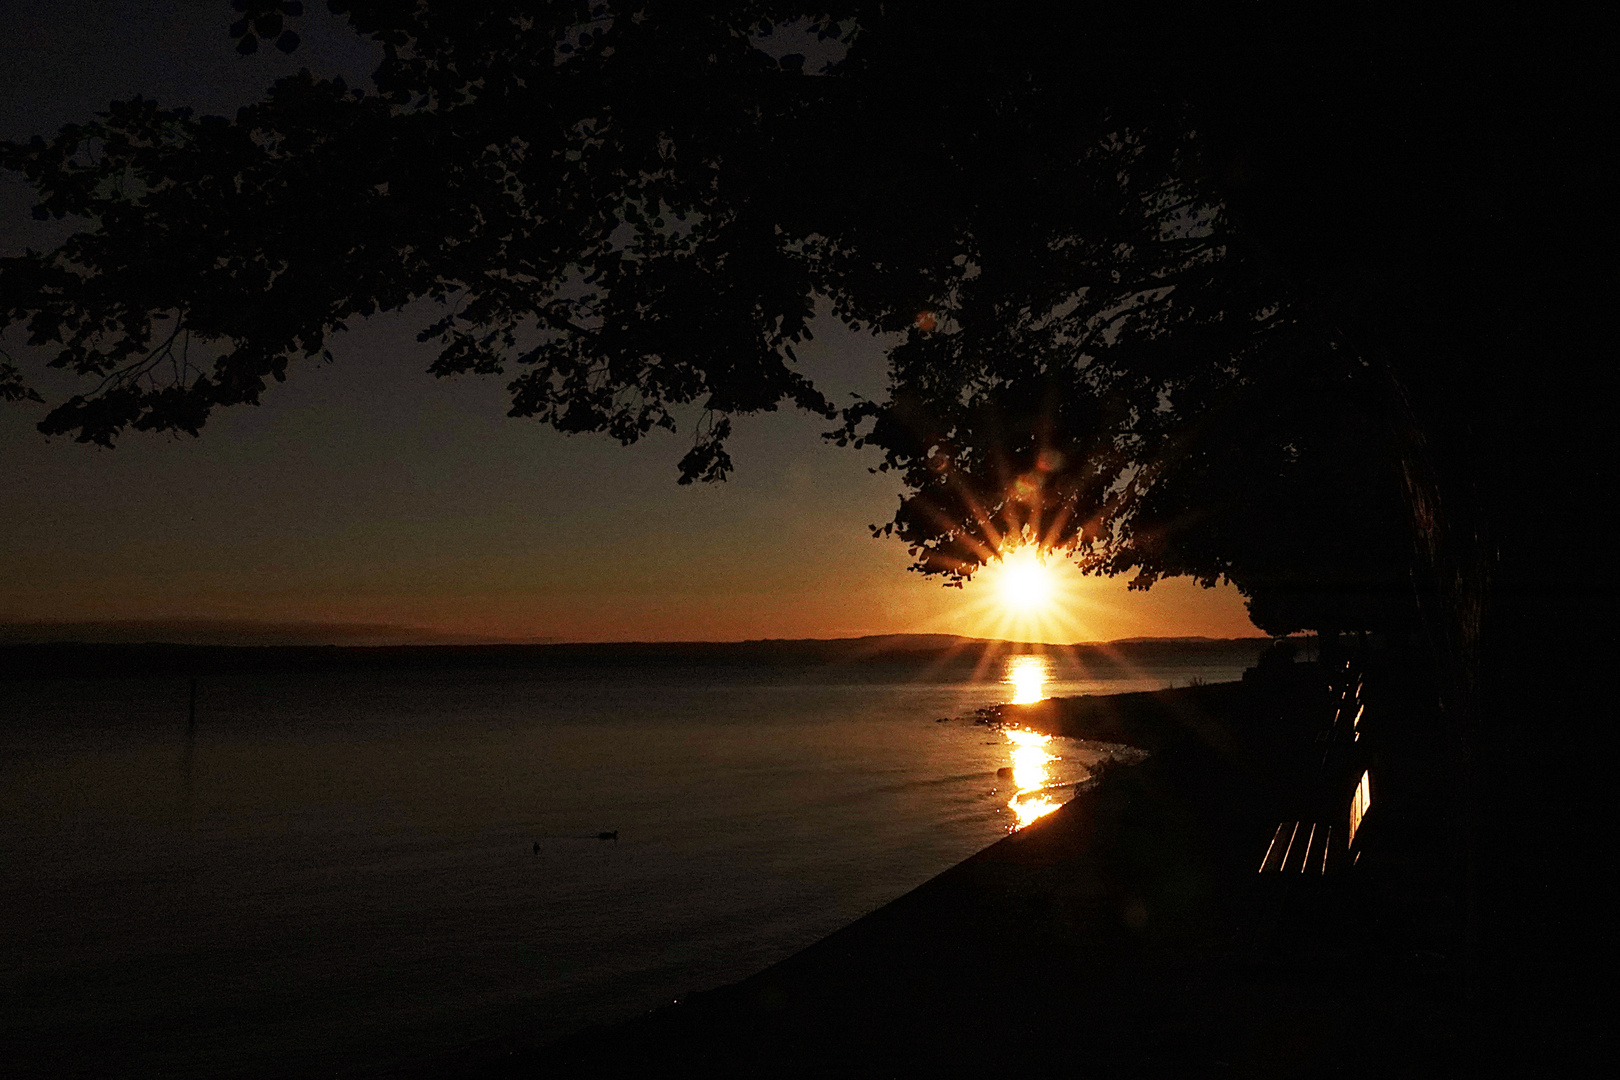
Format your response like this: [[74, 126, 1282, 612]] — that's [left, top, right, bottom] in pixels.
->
[[3, 3, 860, 476], [229, 1, 306, 55], [1, 2, 1430, 629]]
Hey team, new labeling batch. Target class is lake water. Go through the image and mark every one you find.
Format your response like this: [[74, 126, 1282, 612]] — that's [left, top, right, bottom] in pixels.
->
[[0, 645, 1260, 1077]]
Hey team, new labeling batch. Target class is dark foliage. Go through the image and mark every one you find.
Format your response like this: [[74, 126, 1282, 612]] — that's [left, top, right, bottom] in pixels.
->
[[3, 3, 1613, 1065], [1, 4, 1609, 638]]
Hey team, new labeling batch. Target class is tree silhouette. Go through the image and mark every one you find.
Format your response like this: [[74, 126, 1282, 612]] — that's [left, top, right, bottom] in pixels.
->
[[1, 2, 1423, 634], [3, 2, 1612, 1062], [1, 4, 1609, 634]]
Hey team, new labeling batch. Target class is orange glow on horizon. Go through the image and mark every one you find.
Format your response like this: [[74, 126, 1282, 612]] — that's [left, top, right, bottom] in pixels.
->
[[953, 542, 1105, 644], [71, 534, 1257, 647]]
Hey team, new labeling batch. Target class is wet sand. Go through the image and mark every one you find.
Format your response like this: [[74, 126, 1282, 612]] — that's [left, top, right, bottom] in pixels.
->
[[404, 674, 1468, 1076]]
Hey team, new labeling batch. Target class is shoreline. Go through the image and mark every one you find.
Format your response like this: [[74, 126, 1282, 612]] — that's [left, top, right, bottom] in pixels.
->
[[390, 670, 1464, 1076]]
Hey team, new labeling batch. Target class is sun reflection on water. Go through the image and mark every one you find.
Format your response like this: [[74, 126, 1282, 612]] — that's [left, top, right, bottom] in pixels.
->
[[1004, 728, 1052, 788], [1005, 655, 1050, 704], [1002, 727, 1064, 830]]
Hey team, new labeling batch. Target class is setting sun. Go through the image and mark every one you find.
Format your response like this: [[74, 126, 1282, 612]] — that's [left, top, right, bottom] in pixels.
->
[[945, 542, 1110, 644], [988, 546, 1057, 615]]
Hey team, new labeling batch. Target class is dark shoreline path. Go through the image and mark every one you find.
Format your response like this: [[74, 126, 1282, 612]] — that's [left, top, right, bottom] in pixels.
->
[[399, 671, 1466, 1077]]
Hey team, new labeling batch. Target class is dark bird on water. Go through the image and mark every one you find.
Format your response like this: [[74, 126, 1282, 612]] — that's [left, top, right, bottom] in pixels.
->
[[598, 831, 618, 841], [533, 841, 540, 855]]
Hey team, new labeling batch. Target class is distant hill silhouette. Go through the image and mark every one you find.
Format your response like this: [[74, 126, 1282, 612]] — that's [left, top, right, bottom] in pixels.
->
[[0, 619, 556, 647], [0, 631, 1274, 681]]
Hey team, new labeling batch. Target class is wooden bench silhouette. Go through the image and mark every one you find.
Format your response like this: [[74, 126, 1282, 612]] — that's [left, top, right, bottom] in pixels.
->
[[1259, 659, 1373, 878]]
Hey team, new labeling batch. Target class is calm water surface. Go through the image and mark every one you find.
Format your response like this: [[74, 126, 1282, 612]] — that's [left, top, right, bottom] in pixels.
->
[[0, 650, 1253, 1076]]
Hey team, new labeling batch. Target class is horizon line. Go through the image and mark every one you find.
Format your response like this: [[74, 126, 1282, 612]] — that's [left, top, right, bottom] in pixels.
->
[[0, 619, 1280, 649]]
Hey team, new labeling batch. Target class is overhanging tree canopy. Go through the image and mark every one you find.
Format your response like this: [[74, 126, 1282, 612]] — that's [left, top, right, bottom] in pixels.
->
[[10, 7, 1614, 1060], [2, 2, 1601, 636]]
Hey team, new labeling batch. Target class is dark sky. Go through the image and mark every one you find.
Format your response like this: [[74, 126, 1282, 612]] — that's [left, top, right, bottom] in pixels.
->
[[0, 1, 1256, 644]]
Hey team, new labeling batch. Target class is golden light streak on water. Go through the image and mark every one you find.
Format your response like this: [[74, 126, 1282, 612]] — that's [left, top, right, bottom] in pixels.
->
[[1009, 793, 1063, 829], [1004, 727, 1053, 788], [1002, 727, 1064, 830], [1005, 654, 1049, 704]]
